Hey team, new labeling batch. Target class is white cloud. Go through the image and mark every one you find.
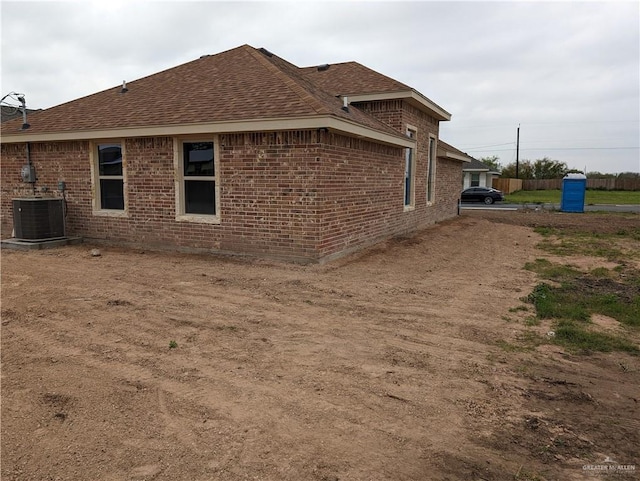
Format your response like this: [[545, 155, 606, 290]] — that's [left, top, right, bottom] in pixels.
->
[[1, 0, 638, 173]]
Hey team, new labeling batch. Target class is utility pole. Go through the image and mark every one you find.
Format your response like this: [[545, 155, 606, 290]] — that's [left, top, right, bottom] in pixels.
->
[[515, 124, 520, 179]]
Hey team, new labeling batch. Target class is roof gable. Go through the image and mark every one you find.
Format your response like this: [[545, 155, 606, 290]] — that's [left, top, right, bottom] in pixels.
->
[[301, 61, 451, 121]]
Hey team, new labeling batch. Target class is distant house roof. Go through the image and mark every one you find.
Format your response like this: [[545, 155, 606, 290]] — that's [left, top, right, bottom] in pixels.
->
[[1, 45, 441, 149], [437, 140, 473, 162], [463, 158, 500, 174]]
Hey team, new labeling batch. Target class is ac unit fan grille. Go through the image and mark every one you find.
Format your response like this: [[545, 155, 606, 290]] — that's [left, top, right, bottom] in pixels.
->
[[12, 198, 65, 241]]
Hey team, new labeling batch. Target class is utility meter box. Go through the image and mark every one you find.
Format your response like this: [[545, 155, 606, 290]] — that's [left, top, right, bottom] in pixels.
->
[[561, 173, 587, 213], [21, 165, 36, 183]]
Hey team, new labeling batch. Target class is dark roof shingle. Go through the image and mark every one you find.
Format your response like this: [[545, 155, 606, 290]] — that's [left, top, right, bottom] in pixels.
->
[[0, 45, 409, 139], [299, 61, 411, 96]]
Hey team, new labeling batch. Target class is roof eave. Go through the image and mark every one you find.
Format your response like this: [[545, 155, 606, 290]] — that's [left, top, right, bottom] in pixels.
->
[[0, 114, 415, 149], [344, 90, 451, 121], [437, 151, 472, 162]]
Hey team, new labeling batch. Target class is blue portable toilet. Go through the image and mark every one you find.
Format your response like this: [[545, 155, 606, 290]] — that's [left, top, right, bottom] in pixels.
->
[[561, 173, 587, 213]]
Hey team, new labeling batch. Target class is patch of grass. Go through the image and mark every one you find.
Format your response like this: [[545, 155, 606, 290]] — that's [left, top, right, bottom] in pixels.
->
[[506, 190, 561, 204], [553, 320, 639, 354], [533, 226, 557, 237], [509, 305, 529, 313], [536, 235, 628, 261], [527, 283, 590, 322], [591, 267, 611, 278], [496, 340, 527, 352], [169, 340, 178, 349], [524, 222, 639, 354], [523, 256, 640, 353], [524, 258, 582, 281], [524, 316, 540, 326], [506, 189, 640, 205], [527, 280, 640, 327]]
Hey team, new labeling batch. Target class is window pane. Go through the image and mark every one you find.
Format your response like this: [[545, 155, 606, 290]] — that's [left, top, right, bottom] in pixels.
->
[[185, 180, 215, 215], [471, 173, 480, 187], [405, 148, 413, 206], [184, 142, 214, 177], [100, 179, 124, 210], [427, 138, 435, 202], [98, 144, 122, 176]]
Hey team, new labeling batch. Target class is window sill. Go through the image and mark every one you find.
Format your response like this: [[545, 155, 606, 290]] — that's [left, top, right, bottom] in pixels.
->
[[93, 209, 128, 218], [403, 205, 415, 212], [176, 214, 221, 225]]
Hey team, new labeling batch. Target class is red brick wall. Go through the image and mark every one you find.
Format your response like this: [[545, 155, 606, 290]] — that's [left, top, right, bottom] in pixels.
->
[[1, 122, 463, 261], [218, 131, 322, 259], [316, 133, 404, 257], [0, 141, 90, 237], [1, 133, 325, 260]]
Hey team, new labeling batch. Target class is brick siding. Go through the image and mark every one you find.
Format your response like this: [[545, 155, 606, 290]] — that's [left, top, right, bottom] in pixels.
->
[[1, 101, 464, 262]]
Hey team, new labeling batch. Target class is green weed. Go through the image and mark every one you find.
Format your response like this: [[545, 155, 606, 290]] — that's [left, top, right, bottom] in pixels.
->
[[553, 320, 639, 354], [524, 258, 581, 281]]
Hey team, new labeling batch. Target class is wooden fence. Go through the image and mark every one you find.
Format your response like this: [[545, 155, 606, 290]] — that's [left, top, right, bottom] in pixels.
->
[[510, 178, 640, 191], [492, 178, 523, 194]]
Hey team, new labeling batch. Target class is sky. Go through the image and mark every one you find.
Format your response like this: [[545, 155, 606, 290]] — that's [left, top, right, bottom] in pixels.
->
[[1, 0, 638, 174]]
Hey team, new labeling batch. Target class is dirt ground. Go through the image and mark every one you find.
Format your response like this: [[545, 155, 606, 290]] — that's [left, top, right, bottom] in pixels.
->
[[1, 210, 639, 481]]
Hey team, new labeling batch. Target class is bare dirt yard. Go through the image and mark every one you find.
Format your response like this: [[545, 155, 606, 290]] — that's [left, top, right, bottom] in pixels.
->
[[2, 210, 639, 481]]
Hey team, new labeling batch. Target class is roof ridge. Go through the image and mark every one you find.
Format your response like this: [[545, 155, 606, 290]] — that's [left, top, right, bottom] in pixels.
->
[[246, 47, 331, 115]]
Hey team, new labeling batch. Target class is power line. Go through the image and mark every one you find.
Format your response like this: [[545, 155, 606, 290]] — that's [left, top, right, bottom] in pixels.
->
[[461, 142, 515, 150], [466, 146, 639, 152]]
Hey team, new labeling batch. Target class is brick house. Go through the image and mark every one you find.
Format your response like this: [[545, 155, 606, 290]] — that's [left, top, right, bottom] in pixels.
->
[[1, 45, 469, 262]]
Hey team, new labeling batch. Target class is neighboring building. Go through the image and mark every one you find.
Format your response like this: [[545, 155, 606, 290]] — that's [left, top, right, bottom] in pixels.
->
[[462, 158, 500, 189], [1, 45, 469, 262]]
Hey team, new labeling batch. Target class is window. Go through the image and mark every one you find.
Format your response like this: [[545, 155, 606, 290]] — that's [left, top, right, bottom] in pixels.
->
[[176, 139, 219, 221], [426, 135, 436, 203], [93, 142, 125, 212], [404, 128, 417, 209], [470, 173, 480, 187]]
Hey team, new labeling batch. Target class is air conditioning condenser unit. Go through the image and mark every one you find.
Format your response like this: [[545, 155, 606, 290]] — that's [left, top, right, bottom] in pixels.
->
[[12, 198, 66, 241]]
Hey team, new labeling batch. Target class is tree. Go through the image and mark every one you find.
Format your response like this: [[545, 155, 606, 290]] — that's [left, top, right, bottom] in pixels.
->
[[500, 158, 568, 179], [532, 157, 568, 179], [500, 160, 534, 179], [479, 155, 501, 173], [617, 172, 640, 179]]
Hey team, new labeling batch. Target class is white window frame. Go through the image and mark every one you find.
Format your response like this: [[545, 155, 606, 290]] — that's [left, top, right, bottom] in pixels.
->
[[174, 136, 221, 224], [426, 134, 437, 204], [404, 125, 417, 211], [89, 139, 128, 217]]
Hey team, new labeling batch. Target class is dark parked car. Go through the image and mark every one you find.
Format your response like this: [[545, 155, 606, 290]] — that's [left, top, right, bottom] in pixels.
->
[[461, 187, 504, 204]]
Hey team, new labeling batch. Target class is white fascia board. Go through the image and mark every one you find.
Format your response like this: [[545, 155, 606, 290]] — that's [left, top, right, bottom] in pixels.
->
[[1, 115, 415, 149], [345, 91, 452, 121], [442, 152, 472, 162]]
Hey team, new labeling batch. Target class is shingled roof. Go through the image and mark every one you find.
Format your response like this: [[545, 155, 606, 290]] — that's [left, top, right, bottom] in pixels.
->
[[437, 140, 473, 163], [1, 45, 424, 147], [301, 61, 451, 121], [300, 61, 411, 96]]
